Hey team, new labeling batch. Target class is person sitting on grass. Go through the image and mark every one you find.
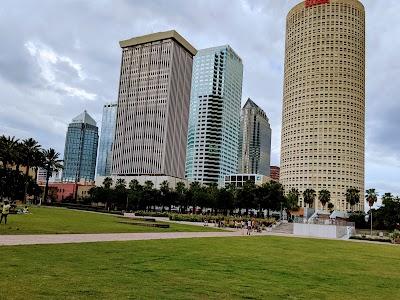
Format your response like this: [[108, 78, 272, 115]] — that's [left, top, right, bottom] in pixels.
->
[[0, 200, 11, 225], [23, 206, 30, 214]]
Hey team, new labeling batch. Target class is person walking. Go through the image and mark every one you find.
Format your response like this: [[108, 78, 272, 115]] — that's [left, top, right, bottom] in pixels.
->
[[247, 219, 252, 235], [0, 201, 11, 225]]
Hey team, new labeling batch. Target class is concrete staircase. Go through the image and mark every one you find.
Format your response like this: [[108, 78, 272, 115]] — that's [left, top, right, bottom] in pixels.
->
[[271, 222, 294, 234]]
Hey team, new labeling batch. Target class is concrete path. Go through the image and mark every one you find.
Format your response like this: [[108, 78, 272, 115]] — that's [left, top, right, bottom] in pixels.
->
[[0, 231, 244, 246]]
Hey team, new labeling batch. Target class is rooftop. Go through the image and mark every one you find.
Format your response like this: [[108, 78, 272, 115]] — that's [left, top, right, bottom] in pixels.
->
[[119, 30, 197, 56], [71, 110, 97, 126]]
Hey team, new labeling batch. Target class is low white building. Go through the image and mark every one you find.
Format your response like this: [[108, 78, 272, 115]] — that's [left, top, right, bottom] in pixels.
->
[[224, 174, 271, 188], [36, 168, 62, 184]]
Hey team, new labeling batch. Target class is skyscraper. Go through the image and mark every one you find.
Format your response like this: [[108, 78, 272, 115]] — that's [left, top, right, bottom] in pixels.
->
[[111, 30, 196, 179], [63, 111, 99, 182], [96, 103, 117, 177], [280, 0, 365, 211], [238, 98, 271, 176], [185, 45, 243, 185]]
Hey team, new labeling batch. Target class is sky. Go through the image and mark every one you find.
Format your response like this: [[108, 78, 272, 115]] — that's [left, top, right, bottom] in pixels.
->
[[0, 0, 399, 198]]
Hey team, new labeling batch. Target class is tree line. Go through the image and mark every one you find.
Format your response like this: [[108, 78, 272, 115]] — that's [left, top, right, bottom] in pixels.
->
[[87, 177, 294, 217], [0, 135, 63, 203]]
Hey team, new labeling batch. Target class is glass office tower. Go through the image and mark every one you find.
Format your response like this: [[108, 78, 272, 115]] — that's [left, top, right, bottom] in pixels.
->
[[238, 98, 271, 176], [96, 103, 117, 177], [62, 111, 99, 182], [185, 45, 243, 185]]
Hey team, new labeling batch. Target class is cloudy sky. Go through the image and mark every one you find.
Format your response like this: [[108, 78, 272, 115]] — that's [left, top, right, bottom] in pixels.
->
[[0, 0, 398, 197]]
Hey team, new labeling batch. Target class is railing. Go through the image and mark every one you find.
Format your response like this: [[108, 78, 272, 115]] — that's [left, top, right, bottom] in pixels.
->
[[292, 216, 354, 227]]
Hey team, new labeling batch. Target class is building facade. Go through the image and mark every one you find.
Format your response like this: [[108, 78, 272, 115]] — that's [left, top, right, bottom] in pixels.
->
[[224, 174, 271, 188], [96, 103, 117, 177], [270, 166, 280, 182], [62, 111, 99, 182], [185, 45, 243, 185], [280, 0, 365, 211], [238, 98, 271, 176], [111, 30, 196, 180], [37, 168, 62, 184]]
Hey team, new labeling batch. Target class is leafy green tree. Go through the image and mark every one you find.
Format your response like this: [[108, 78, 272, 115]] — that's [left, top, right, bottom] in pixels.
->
[[327, 202, 334, 212], [189, 181, 201, 213], [284, 188, 300, 217], [303, 188, 316, 208], [127, 179, 142, 211], [318, 189, 331, 210], [238, 180, 256, 215], [373, 196, 400, 230], [216, 188, 234, 215], [205, 183, 219, 213]]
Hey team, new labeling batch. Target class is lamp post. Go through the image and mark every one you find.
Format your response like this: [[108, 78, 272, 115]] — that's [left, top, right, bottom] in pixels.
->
[[370, 205, 373, 237]]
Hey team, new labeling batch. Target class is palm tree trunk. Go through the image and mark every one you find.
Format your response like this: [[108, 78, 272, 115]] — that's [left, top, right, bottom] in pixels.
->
[[23, 161, 30, 203], [43, 165, 51, 205]]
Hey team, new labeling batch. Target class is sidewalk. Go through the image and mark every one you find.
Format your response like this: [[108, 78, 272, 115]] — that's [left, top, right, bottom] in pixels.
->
[[0, 231, 243, 246]]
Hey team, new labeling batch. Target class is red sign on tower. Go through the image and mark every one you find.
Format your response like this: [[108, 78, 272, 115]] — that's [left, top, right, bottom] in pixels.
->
[[305, 0, 330, 8]]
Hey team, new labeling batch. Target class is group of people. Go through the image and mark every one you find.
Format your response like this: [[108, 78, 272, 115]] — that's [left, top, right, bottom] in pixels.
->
[[0, 201, 30, 225], [202, 218, 265, 235]]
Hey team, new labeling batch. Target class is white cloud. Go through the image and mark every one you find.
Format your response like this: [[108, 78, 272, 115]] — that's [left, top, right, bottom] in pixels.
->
[[24, 40, 96, 100]]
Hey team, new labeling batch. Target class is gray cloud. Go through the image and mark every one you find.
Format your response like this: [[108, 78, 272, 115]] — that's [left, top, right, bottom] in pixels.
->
[[0, 0, 398, 195]]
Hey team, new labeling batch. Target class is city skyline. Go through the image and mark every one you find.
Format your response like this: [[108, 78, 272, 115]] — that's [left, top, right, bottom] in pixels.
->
[[0, 0, 398, 196]]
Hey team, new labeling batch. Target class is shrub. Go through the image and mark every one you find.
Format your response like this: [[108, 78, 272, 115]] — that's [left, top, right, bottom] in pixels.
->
[[389, 230, 400, 244], [168, 214, 276, 226], [134, 211, 169, 217]]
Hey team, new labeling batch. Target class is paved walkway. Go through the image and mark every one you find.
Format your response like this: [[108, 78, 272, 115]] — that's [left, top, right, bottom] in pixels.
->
[[0, 231, 244, 246]]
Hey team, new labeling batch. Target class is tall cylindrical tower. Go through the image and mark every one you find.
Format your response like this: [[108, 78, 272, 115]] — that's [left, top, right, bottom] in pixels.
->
[[280, 0, 365, 211]]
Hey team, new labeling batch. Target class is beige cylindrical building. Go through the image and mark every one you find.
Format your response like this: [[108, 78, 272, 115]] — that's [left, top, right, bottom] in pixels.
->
[[280, 0, 365, 211]]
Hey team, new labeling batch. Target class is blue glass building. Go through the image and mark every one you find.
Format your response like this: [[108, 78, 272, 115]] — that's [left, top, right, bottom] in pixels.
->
[[185, 45, 243, 185], [96, 103, 117, 177], [62, 111, 99, 182]]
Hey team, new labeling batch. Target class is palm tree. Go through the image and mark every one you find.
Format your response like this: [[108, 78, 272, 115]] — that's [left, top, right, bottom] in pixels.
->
[[345, 187, 360, 211], [159, 180, 170, 211], [365, 188, 378, 236], [143, 180, 155, 211], [21, 138, 41, 202], [32, 150, 45, 183], [115, 178, 126, 188], [129, 179, 141, 191], [318, 189, 331, 210], [42, 148, 63, 205], [0, 135, 20, 168], [175, 181, 187, 213], [102, 177, 113, 189], [303, 188, 316, 208]]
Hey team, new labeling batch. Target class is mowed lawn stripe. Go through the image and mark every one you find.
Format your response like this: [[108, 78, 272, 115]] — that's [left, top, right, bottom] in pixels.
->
[[0, 206, 222, 235], [0, 236, 399, 299]]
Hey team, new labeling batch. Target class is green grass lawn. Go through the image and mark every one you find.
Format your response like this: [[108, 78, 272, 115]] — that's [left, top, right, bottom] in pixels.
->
[[0, 206, 221, 234], [0, 236, 399, 299]]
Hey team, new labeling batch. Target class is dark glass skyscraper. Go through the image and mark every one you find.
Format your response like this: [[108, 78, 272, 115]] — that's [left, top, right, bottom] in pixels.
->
[[96, 103, 117, 177], [62, 111, 99, 182], [238, 99, 271, 176]]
